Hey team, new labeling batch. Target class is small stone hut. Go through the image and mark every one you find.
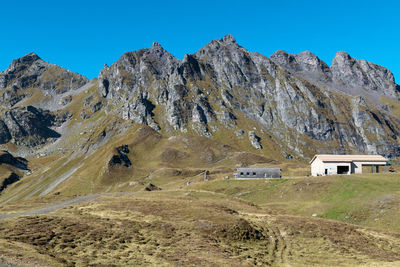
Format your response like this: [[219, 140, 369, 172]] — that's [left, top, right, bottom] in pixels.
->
[[234, 168, 281, 179]]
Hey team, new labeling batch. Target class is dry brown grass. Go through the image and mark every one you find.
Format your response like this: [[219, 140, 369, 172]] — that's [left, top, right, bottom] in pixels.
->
[[1, 191, 400, 266]]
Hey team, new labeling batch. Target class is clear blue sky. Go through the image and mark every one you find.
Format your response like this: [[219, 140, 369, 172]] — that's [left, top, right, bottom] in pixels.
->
[[1, 0, 399, 81]]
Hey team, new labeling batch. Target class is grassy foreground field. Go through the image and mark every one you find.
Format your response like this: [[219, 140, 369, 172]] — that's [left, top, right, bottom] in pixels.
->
[[0, 173, 400, 266], [193, 173, 400, 233]]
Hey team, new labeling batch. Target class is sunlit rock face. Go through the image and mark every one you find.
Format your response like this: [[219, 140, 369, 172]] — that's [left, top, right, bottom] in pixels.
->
[[98, 35, 400, 158], [1, 36, 399, 159]]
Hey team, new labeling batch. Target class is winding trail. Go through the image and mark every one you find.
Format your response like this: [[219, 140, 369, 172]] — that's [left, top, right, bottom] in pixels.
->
[[0, 192, 133, 221]]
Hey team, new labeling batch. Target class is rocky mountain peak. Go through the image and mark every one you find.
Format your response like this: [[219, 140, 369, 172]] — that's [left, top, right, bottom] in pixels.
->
[[10, 52, 40, 65], [296, 51, 330, 73], [296, 50, 320, 65], [6, 52, 42, 74], [331, 51, 397, 97], [333, 51, 351, 58], [0, 52, 46, 92], [195, 35, 240, 59], [98, 41, 181, 99], [270, 50, 296, 69], [221, 34, 236, 44], [270, 50, 330, 76], [0, 52, 88, 109], [148, 41, 177, 62], [331, 51, 354, 68], [152, 41, 162, 48], [149, 41, 170, 56]]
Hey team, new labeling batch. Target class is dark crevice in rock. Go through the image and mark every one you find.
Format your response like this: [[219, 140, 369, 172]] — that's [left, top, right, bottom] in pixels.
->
[[0, 173, 20, 193], [0, 120, 11, 144], [384, 119, 398, 137], [369, 111, 382, 124], [101, 79, 109, 97], [0, 151, 28, 170]]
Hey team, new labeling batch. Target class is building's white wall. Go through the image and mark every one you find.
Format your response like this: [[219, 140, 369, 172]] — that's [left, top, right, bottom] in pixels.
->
[[311, 158, 324, 176], [311, 156, 387, 176], [353, 162, 362, 174], [311, 160, 352, 176], [323, 162, 351, 175]]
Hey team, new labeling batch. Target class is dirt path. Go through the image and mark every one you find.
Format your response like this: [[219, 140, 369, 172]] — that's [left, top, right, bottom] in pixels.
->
[[0, 192, 133, 221], [0, 188, 231, 221], [0, 258, 21, 267], [39, 163, 84, 196]]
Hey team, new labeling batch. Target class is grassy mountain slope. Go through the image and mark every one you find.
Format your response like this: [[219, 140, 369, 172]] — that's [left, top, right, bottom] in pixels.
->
[[0, 123, 290, 204]]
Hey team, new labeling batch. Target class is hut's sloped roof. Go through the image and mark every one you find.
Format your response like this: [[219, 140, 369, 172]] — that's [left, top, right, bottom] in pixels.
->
[[310, 154, 387, 164], [236, 168, 280, 171]]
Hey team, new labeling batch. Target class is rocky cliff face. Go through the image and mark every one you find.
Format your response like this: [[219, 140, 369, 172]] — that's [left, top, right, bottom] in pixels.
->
[[98, 35, 400, 158], [270, 50, 399, 99], [0, 53, 89, 148], [0, 53, 88, 108], [1, 36, 399, 160], [331, 51, 398, 97], [0, 106, 63, 146]]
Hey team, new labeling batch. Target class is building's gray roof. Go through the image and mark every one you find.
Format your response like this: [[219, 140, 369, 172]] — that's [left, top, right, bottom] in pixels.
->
[[237, 168, 280, 171]]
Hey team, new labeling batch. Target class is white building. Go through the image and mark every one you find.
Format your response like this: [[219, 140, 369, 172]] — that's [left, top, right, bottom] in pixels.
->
[[310, 154, 387, 176]]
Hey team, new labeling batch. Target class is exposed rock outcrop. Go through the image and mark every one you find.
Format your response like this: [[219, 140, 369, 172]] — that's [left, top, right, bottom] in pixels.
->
[[271, 50, 399, 99], [248, 131, 262, 150], [109, 145, 132, 167], [0, 106, 61, 147], [331, 51, 398, 97], [145, 183, 161, 191], [270, 50, 331, 82]]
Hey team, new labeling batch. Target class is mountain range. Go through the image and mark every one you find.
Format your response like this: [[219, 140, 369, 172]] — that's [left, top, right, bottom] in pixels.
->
[[1, 34, 400, 266], [0, 34, 399, 198]]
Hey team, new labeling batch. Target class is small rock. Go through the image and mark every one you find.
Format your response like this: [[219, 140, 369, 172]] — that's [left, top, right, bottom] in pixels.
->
[[248, 131, 262, 150], [59, 95, 73, 106], [145, 183, 161, 191], [235, 129, 244, 137]]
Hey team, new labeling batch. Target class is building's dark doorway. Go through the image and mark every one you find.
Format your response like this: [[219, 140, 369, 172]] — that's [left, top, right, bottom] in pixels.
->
[[325, 169, 328, 175], [337, 165, 349, 174]]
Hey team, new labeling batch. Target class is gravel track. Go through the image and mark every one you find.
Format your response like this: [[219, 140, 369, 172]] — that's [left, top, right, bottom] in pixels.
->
[[0, 192, 133, 221], [39, 163, 84, 196], [0, 258, 21, 267]]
